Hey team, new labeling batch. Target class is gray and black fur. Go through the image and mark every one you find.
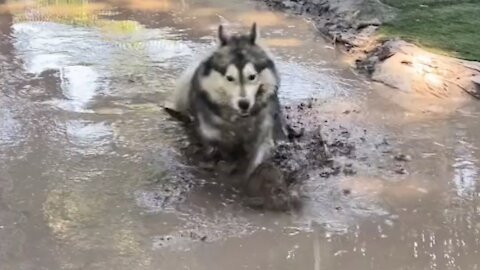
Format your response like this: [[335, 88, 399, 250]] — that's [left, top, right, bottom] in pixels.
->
[[169, 23, 287, 178]]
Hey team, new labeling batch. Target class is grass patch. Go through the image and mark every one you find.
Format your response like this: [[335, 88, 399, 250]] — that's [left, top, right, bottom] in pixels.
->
[[380, 0, 480, 61]]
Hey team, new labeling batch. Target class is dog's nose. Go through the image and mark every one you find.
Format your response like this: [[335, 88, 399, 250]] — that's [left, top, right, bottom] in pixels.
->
[[238, 99, 250, 111]]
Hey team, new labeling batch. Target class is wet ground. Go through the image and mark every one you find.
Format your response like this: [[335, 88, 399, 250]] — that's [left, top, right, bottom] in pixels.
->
[[1, 0, 480, 269]]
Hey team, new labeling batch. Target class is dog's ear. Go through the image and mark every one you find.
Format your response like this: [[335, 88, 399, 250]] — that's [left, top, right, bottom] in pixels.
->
[[218, 25, 228, 46], [249, 22, 257, 44]]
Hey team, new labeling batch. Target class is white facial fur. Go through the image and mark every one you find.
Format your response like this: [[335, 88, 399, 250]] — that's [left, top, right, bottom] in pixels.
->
[[199, 69, 230, 105], [235, 63, 260, 112], [199, 63, 278, 115]]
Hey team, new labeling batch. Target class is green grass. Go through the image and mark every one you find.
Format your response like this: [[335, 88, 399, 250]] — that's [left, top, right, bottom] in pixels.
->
[[380, 0, 480, 61]]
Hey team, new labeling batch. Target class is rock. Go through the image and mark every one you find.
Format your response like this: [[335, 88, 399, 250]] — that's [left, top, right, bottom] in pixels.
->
[[354, 18, 381, 29], [343, 166, 356, 175], [394, 166, 407, 175], [287, 125, 305, 140], [472, 76, 480, 87], [376, 45, 395, 61]]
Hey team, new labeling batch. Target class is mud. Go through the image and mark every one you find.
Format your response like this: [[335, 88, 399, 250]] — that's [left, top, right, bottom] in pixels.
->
[[244, 161, 297, 211], [167, 95, 403, 213]]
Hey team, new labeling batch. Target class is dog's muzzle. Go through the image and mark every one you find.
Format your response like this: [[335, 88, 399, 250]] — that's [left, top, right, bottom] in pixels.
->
[[237, 99, 252, 117]]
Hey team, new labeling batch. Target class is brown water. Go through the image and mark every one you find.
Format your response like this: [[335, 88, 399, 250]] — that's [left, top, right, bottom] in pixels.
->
[[0, 0, 479, 269]]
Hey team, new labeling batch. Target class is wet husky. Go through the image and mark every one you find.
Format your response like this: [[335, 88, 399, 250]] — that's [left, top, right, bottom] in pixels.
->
[[166, 23, 287, 181]]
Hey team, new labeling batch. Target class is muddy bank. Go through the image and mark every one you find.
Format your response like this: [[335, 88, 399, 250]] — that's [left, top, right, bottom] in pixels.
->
[[261, 0, 395, 48], [260, 0, 480, 102]]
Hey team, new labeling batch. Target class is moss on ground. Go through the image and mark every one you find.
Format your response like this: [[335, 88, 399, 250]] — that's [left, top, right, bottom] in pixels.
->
[[380, 0, 480, 61]]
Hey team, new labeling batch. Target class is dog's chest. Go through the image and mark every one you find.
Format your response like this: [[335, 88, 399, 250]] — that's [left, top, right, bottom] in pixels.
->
[[218, 115, 261, 143]]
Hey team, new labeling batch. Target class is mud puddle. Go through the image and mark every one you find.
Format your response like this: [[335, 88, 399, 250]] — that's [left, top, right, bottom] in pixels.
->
[[1, 0, 480, 269]]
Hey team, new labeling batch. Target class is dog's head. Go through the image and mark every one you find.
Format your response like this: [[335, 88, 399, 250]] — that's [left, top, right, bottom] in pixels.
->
[[199, 23, 279, 117]]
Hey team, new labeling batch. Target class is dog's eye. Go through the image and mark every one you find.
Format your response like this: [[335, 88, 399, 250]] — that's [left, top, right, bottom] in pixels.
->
[[226, 75, 235, 82], [248, 74, 256, 81]]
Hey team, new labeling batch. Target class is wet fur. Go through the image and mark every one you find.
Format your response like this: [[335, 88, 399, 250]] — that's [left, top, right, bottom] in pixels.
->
[[169, 23, 287, 178]]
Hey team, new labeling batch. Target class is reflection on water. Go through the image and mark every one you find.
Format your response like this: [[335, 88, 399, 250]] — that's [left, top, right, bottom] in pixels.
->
[[12, 22, 111, 71], [10, 9, 195, 111], [120, 0, 173, 12], [0, 0, 480, 269], [59, 66, 101, 111], [452, 126, 479, 199], [0, 106, 22, 148], [3, 0, 108, 26], [12, 21, 110, 111], [66, 120, 113, 155], [237, 11, 286, 26], [278, 60, 349, 102], [262, 37, 303, 47]]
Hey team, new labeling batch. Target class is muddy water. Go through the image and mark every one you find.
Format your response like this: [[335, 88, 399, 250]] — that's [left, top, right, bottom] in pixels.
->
[[0, 0, 479, 269]]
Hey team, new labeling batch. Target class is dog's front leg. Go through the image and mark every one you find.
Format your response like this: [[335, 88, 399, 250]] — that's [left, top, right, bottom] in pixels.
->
[[246, 131, 274, 177]]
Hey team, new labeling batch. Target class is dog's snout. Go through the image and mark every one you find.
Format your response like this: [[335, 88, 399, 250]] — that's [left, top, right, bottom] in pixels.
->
[[238, 99, 250, 111]]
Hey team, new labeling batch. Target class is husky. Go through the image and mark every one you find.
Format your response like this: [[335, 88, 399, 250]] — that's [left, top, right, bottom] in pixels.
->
[[165, 23, 287, 179]]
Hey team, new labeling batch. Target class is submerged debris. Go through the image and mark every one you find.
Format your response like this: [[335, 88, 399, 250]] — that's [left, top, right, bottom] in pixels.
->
[[394, 153, 412, 162], [394, 165, 408, 175]]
